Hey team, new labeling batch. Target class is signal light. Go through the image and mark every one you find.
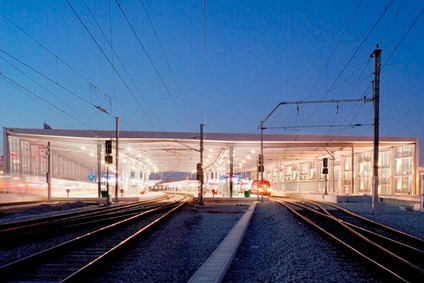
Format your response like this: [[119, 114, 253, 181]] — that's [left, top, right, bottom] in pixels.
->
[[105, 140, 112, 155], [105, 155, 113, 164], [196, 163, 203, 181]]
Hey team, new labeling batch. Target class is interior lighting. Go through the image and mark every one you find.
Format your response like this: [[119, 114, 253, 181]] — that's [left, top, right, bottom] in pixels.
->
[[89, 153, 94, 157], [81, 146, 86, 150]]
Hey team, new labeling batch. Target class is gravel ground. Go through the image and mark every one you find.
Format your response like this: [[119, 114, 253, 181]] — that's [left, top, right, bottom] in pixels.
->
[[88, 201, 424, 282], [331, 202, 424, 239], [0, 201, 93, 224], [1, 201, 423, 282], [224, 202, 383, 283], [86, 203, 247, 283]]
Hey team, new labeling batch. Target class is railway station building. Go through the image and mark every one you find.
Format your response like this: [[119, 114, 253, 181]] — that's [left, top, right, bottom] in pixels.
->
[[2, 127, 421, 198]]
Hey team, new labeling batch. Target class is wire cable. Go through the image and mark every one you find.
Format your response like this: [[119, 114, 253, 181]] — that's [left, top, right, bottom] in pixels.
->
[[203, 0, 208, 127], [114, 0, 189, 128], [0, 73, 95, 129], [0, 54, 105, 129], [305, 0, 364, 100], [379, 0, 406, 46], [0, 11, 105, 93], [0, 10, 142, 127], [80, 0, 159, 128], [66, 0, 157, 128], [0, 48, 92, 105], [326, 0, 393, 98], [305, 0, 394, 126], [382, 7, 424, 70], [139, 0, 192, 117]]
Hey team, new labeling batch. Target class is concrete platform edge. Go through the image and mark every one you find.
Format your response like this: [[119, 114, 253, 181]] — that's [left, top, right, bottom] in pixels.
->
[[188, 201, 258, 283]]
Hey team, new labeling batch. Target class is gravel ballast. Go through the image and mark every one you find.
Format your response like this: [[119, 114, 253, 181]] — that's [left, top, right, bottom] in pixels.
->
[[1, 200, 423, 282]]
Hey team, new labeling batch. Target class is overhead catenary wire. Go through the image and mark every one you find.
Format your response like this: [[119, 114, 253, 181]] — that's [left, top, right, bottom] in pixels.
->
[[139, 0, 193, 119], [0, 54, 105, 130], [0, 48, 92, 106], [114, 0, 190, 129], [0, 73, 96, 130], [340, 5, 424, 133], [305, 0, 394, 125], [276, 0, 393, 143], [379, 0, 406, 46], [112, 0, 191, 165], [305, 0, 364, 100], [0, 46, 139, 129], [203, 0, 208, 127], [265, 123, 372, 130], [325, 1, 412, 137], [382, 7, 424, 70], [0, 12, 105, 94], [0, 10, 142, 129], [324, 59, 372, 136], [80, 0, 159, 129], [66, 0, 159, 129]]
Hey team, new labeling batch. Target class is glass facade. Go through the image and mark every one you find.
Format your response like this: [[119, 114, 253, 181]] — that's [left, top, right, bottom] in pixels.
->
[[394, 145, 414, 194], [264, 145, 416, 196], [7, 136, 90, 181]]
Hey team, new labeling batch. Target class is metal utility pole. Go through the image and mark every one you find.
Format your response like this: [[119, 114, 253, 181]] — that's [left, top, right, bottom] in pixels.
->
[[115, 117, 119, 202], [199, 124, 205, 205], [371, 44, 382, 211], [323, 158, 328, 195], [229, 146, 233, 198], [47, 142, 51, 202], [97, 141, 102, 198], [260, 121, 264, 181]]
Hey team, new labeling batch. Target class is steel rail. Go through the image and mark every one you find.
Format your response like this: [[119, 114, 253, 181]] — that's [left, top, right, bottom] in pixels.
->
[[0, 195, 169, 245], [306, 199, 424, 244], [62, 197, 189, 282], [276, 199, 423, 282], [0, 195, 191, 282]]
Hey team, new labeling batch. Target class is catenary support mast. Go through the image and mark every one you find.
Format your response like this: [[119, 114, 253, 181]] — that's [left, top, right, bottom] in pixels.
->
[[371, 45, 382, 212]]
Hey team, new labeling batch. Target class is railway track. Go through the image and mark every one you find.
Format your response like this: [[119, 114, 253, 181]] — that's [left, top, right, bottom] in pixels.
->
[[276, 199, 424, 283], [0, 195, 170, 247], [0, 195, 191, 282]]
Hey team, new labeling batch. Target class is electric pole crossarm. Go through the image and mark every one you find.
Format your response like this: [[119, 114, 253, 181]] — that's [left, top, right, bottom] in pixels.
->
[[259, 97, 372, 129], [264, 123, 372, 130], [260, 102, 284, 128], [278, 98, 372, 105]]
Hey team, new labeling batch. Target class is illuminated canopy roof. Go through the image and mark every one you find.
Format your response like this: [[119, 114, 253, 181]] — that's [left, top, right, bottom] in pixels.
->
[[4, 128, 418, 174]]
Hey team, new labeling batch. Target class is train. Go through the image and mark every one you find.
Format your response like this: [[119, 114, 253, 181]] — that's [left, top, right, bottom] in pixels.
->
[[250, 179, 271, 196]]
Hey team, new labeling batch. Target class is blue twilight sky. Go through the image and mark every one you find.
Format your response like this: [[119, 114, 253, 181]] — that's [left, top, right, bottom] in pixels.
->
[[0, 1, 423, 160]]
